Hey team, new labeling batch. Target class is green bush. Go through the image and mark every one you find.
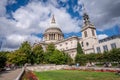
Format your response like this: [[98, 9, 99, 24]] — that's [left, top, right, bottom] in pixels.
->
[[75, 48, 120, 66]]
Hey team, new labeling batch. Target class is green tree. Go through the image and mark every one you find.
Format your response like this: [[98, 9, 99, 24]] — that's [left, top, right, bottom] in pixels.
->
[[43, 43, 72, 64], [0, 52, 7, 68], [86, 53, 96, 62], [19, 41, 32, 63], [49, 50, 62, 64], [44, 43, 55, 63], [96, 53, 104, 62], [46, 43, 55, 54], [75, 54, 87, 65], [75, 42, 84, 63], [62, 51, 73, 65], [7, 50, 27, 66], [32, 44, 44, 64], [49, 50, 64, 64], [109, 48, 120, 63], [77, 42, 83, 54]]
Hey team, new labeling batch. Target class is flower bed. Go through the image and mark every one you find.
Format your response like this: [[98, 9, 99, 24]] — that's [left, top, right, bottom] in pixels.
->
[[21, 70, 38, 80], [64, 67, 120, 73]]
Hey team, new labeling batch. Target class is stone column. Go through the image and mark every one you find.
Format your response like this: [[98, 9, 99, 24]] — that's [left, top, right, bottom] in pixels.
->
[[48, 34, 49, 40], [49, 34, 51, 40], [47, 34, 48, 40], [55, 34, 57, 40], [58, 34, 60, 40], [56, 34, 58, 40], [58, 34, 59, 40]]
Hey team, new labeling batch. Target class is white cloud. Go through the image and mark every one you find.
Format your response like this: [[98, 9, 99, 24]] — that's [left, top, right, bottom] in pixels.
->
[[0, 0, 7, 17], [7, 0, 16, 5], [13, 0, 81, 33], [1, 34, 41, 51], [98, 34, 108, 40], [80, 0, 120, 30]]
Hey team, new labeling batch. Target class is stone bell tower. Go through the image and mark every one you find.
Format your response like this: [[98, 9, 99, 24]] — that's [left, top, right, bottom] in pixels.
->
[[81, 13, 98, 54]]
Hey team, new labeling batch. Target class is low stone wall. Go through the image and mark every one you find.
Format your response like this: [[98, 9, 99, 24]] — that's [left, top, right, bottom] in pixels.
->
[[15, 67, 25, 80], [26, 65, 120, 72], [26, 64, 69, 72]]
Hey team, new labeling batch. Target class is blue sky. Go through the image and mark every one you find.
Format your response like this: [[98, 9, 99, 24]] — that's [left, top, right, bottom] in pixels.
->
[[0, 0, 120, 51]]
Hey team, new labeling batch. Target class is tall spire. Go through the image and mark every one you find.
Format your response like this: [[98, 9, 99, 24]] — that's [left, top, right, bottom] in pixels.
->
[[51, 15, 56, 23]]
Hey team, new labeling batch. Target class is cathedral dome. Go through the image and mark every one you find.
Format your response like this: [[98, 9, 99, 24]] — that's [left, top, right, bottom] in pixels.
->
[[44, 27, 63, 34], [43, 15, 64, 43]]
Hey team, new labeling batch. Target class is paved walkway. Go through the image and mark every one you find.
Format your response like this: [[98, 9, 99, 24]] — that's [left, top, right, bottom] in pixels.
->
[[0, 68, 22, 80]]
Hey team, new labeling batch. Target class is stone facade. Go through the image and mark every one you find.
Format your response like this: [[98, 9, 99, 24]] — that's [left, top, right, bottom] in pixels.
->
[[35, 14, 120, 60], [55, 36, 79, 59], [94, 35, 120, 53], [81, 13, 98, 54]]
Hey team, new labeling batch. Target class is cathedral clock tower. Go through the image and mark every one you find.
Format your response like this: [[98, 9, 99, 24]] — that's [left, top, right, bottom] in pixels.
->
[[81, 13, 98, 54]]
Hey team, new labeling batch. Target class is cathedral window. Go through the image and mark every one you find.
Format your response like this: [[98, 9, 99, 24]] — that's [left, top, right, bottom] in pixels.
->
[[81, 42, 84, 47], [66, 47, 68, 49], [65, 42, 68, 45], [60, 44, 62, 46], [84, 31, 87, 37], [96, 47, 101, 53], [111, 43, 116, 49], [92, 29, 95, 36], [86, 42, 89, 46], [103, 45, 108, 51]]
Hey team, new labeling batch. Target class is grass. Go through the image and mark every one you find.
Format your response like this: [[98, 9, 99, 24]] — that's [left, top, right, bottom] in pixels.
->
[[34, 70, 120, 80]]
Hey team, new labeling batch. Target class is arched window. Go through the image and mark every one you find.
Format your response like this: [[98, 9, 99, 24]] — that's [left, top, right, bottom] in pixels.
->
[[84, 31, 87, 37], [92, 29, 95, 36]]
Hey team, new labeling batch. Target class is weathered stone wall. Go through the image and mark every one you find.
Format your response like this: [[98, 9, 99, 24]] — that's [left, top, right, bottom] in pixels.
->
[[26, 65, 120, 72], [26, 64, 69, 72]]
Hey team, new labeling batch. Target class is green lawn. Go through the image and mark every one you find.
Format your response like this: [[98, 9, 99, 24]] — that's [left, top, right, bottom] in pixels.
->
[[34, 70, 120, 80]]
